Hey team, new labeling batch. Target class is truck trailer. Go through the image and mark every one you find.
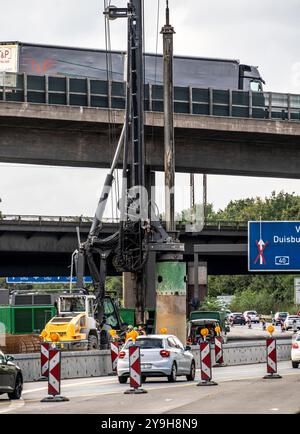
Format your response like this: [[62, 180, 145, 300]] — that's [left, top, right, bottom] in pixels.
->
[[0, 41, 264, 91]]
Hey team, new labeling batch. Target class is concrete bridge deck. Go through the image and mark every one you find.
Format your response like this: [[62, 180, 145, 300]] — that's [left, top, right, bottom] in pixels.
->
[[0, 215, 247, 276], [1, 92, 300, 177]]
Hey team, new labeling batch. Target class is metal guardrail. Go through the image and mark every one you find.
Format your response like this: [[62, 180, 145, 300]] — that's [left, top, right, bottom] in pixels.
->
[[0, 214, 248, 231], [1, 72, 300, 121], [0, 214, 118, 225]]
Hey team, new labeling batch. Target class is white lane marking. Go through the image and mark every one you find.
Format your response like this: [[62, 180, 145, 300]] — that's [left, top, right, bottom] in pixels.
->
[[271, 408, 279, 411], [4, 369, 300, 409], [19, 362, 300, 399], [23, 377, 117, 395], [19, 371, 300, 403], [0, 398, 25, 414]]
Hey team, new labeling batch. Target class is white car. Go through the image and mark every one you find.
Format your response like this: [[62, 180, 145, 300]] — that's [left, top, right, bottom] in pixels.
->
[[284, 315, 300, 331], [243, 310, 260, 323], [117, 334, 195, 384], [291, 332, 300, 368]]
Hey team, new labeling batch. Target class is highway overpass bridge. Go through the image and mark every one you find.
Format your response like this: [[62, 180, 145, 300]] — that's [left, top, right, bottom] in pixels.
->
[[1, 76, 299, 278], [0, 215, 247, 276], [1, 75, 300, 177]]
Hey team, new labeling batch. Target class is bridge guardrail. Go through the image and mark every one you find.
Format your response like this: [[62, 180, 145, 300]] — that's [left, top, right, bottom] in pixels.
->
[[1, 72, 300, 122], [0, 214, 249, 231], [0, 214, 118, 225]]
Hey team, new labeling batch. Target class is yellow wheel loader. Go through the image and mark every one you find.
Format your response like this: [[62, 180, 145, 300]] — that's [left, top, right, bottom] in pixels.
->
[[41, 293, 122, 350]]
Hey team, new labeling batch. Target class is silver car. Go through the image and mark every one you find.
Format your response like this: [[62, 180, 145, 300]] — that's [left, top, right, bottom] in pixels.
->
[[117, 334, 195, 384], [284, 315, 300, 331]]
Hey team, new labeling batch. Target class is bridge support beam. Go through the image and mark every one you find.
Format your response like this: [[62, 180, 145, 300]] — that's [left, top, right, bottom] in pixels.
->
[[155, 259, 187, 344], [122, 272, 137, 310], [187, 257, 208, 315]]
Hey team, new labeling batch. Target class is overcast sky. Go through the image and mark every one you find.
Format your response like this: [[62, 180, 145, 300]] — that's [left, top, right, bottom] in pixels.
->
[[1, 0, 300, 217]]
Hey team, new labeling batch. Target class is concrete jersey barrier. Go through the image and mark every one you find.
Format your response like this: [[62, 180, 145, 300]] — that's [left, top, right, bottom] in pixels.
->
[[13, 339, 292, 382]]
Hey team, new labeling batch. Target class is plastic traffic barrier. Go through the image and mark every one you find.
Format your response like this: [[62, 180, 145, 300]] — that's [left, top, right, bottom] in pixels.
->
[[110, 341, 119, 374], [197, 341, 218, 386], [41, 347, 69, 402], [124, 344, 147, 394], [263, 337, 282, 379], [36, 342, 49, 381], [213, 335, 226, 367]]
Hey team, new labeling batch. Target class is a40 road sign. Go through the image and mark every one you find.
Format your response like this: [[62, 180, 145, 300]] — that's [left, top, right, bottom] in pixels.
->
[[248, 221, 300, 272]]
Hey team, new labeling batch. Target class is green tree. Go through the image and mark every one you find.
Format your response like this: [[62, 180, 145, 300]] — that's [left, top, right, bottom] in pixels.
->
[[200, 296, 223, 311], [212, 191, 300, 221], [105, 276, 122, 298]]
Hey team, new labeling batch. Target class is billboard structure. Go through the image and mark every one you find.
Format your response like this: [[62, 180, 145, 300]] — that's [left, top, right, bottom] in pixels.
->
[[248, 221, 300, 272], [0, 43, 18, 87]]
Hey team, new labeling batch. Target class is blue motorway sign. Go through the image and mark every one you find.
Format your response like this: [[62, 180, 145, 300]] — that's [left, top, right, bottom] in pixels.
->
[[6, 276, 92, 284], [248, 221, 300, 272]]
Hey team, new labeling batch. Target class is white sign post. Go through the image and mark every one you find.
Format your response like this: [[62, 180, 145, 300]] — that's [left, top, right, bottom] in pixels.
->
[[294, 278, 300, 304]]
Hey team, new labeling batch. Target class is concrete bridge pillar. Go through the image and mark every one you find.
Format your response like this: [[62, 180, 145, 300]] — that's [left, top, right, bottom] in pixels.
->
[[122, 272, 137, 309], [187, 259, 207, 316]]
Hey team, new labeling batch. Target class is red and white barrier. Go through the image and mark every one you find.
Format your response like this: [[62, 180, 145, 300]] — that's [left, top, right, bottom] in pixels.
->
[[214, 336, 224, 366], [124, 344, 147, 394], [197, 341, 218, 386], [111, 341, 119, 372], [48, 348, 61, 396], [41, 347, 69, 402], [37, 342, 49, 381], [263, 338, 282, 379]]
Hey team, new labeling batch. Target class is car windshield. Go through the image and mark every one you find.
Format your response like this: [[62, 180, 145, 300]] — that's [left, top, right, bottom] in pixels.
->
[[125, 338, 163, 349]]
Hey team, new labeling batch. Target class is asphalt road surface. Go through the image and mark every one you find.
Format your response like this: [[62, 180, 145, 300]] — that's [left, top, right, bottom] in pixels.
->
[[1, 361, 299, 414]]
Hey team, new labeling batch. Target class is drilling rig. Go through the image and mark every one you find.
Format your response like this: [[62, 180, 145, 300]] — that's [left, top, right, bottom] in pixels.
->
[[41, 0, 187, 349]]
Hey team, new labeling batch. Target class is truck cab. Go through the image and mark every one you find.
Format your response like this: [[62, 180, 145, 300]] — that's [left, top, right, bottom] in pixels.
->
[[187, 310, 230, 345]]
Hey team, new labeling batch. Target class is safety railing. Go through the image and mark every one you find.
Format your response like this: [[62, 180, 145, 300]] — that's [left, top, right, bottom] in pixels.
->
[[0, 214, 248, 231], [0, 214, 118, 225], [1, 72, 300, 121]]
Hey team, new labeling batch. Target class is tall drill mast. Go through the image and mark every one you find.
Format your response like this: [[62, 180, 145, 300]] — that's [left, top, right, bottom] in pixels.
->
[[74, 0, 187, 342]]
